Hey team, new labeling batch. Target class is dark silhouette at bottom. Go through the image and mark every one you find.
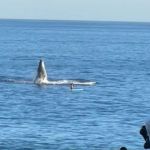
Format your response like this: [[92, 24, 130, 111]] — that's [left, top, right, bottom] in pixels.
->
[[140, 125, 150, 149], [120, 147, 127, 150]]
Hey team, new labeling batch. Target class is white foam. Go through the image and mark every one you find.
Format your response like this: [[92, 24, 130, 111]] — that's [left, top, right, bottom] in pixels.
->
[[45, 80, 96, 85]]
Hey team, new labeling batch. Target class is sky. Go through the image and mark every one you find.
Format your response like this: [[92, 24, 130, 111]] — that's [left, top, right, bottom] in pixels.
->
[[0, 0, 150, 22]]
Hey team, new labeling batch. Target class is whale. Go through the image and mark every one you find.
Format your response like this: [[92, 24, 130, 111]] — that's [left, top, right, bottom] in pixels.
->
[[0, 59, 96, 86], [34, 59, 96, 86], [34, 59, 49, 84]]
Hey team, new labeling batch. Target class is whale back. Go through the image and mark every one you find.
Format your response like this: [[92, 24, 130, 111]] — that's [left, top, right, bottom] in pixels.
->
[[34, 59, 48, 84]]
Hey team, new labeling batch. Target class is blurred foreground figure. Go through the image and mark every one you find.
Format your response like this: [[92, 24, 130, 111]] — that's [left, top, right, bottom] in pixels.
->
[[140, 120, 150, 149], [120, 147, 127, 150]]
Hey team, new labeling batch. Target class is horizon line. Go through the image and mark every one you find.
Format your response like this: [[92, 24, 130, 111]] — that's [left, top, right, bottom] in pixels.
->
[[0, 17, 150, 24]]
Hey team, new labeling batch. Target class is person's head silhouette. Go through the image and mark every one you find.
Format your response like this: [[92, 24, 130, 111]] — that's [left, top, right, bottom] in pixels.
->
[[120, 147, 127, 150]]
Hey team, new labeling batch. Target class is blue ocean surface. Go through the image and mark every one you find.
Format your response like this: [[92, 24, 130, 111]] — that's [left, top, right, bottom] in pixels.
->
[[0, 19, 150, 150]]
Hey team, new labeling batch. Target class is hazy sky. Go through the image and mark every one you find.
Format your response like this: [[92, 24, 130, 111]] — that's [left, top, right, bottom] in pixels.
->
[[0, 0, 150, 22]]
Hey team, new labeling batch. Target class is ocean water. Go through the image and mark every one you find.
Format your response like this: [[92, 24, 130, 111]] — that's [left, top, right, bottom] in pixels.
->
[[0, 19, 150, 150]]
